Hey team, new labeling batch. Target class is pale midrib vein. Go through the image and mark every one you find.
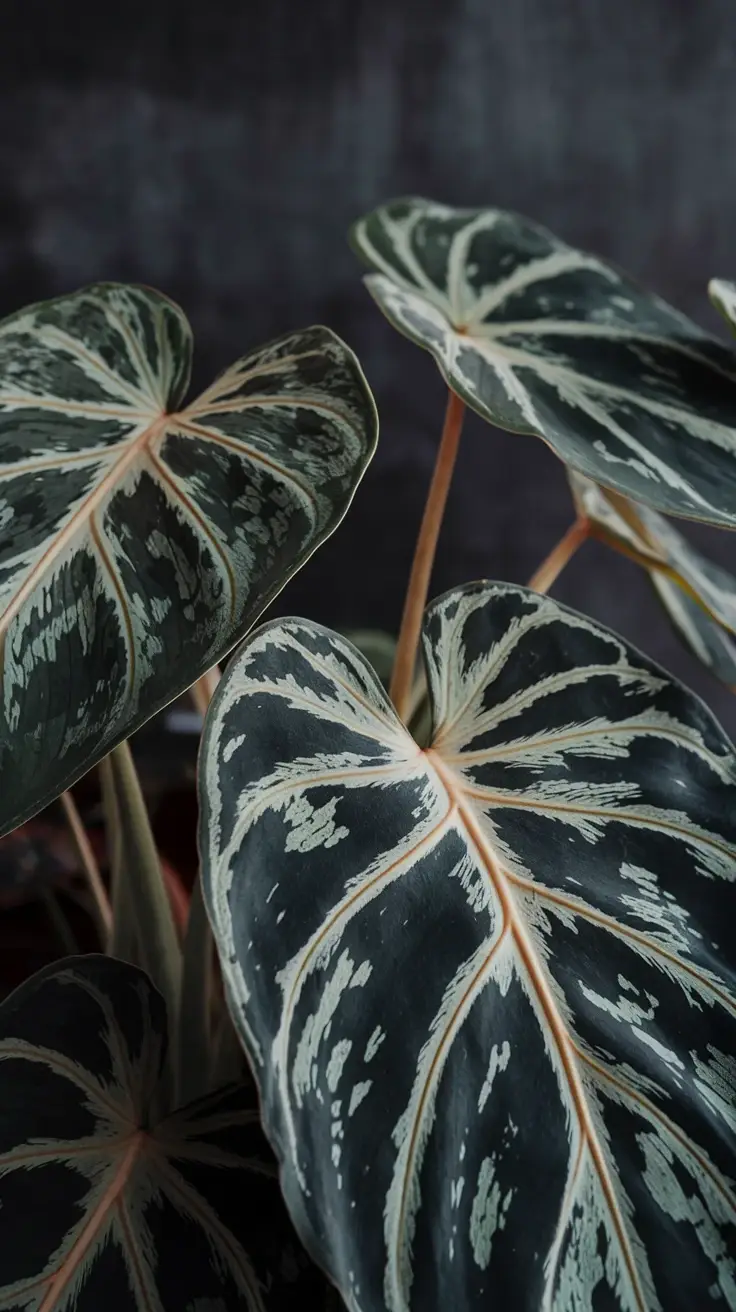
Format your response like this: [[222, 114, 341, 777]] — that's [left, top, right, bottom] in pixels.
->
[[114, 1196, 159, 1312], [222, 761, 408, 867], [485, 320, 736, 385], [444, 720, 729, 772], [190, 347, 327, 409], [500, 864, 736, 1019], [144, 445, 237, 626], [575, 1043, 736, 1217], [36, 1131, 145, 1312], [89, 508, 137, 712], [437, 661, 657, 754], [387, 924, 510, 1309], [0, 1044, 128, 1122], [169, 416, 320, 518], [154, 1157, 266, 1306], [426, 751, 649, 1310], [36, 324, 150, 407], [463, 783, 736, 862], [274, 799, 458, 1189], [0, 415, 163, 653], [228, 680, 402, 750]]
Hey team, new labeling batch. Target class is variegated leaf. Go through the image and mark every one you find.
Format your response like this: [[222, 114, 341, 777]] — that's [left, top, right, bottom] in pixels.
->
[[201, 585, 736, 1311], [710, 280, 736, 340], [351, 198, 736, 526], [569, 470, 736, 687], [0, 954, 337, 1310], [0, 284, 377, 837]]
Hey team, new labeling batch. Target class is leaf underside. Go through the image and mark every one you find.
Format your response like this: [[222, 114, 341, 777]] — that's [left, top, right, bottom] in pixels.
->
[[0, 284, 377, 837], [569, 470, 736, 688], [0, 955, 336, 1310], [352, 197, 736, 527], [201, 583, 736, 1311]]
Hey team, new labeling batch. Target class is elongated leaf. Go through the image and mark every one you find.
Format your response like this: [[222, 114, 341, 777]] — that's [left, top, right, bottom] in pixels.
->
[[351, 198, 736, 526], [569, 470, 736, 686], [0, 954, 337, 1309], [0, 285, 377, 837], [201, 585, 736, 1311]]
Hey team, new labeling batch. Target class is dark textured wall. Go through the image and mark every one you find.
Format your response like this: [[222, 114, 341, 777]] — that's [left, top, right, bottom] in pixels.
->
[[2, 2, 736, 727]]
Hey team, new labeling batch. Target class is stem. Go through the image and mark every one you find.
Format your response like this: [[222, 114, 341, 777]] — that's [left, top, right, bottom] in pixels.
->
[[175, 873, 214, 1106], [59, 791, 112, 941], [99, 755, 138, 964], [527, 517, 590, 596], [105, 741, 182, 1040], [390, 389, 466, 721], [190, 666, 221, 718]]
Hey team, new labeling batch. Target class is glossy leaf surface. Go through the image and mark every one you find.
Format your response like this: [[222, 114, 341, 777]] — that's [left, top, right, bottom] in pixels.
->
[[0, 284, 377, 836], [0, 954, 336, 1309], [202, 584, 736, 1311], [570, 470, 736, 687], [351, 198, 736, 525]]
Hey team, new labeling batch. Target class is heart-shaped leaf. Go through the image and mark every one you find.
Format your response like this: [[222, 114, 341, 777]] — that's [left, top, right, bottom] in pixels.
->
[[0, 954, 337, 1309], [351, 198, 736, 526], [201, 585, 736, 1311], [0, 284, 377, 837], [569, 470, 736, 687]]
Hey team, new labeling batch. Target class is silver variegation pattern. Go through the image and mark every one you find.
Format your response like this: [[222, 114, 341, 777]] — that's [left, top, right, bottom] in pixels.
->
[[351, 198, 736, 526], [201, 584, 736, 1311], [569, 470, 736, 688], [0, 284, 377, 836], [710, 280, 736, 340], [0, 955, 334, 1309]]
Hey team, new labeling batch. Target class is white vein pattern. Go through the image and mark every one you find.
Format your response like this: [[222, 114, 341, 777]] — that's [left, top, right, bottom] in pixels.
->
[[351, 197, 736, 526], [202, 583, 736, 1311], [568, 470, 736, 687], [0, 956, 320, 1310], [0, 283, 377, 836]]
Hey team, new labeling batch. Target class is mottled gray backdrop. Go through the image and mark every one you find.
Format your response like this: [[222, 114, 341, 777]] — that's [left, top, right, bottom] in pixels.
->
[[2, 1, 736, 728]]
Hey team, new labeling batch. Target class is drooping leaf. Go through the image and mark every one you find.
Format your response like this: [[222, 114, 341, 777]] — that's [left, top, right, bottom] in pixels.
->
[[351, 198, 736, 526], [569, 470, 736, 687], [201, 585, 736, 1311], [0, 285, 377, 837], [0, 954, 338, 1309], [650, 572, 736, 689]]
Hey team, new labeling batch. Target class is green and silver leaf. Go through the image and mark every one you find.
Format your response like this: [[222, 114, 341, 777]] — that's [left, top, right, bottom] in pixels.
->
[[710, 279, 736, 340], [0, 954, 336, 1309], [201, 585, 736, 1311], [569, 470, 736, 687], [351, 198, 736, 526], [0, 284, 377, 837]]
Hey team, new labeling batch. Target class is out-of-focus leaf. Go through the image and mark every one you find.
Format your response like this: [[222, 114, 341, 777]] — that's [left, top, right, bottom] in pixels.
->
[[570, 469, 736, 687], [352, 198, 736, 525], [0, 954, 339, 1309]]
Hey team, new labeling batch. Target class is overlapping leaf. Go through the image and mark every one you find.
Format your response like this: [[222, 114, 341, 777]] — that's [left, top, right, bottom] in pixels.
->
[[0, 284, 377, 836], [201, 584, 736, 1311], [0, 954, 338, 1309], [351, 197, 736, 526], [569, 470, 736, 687]]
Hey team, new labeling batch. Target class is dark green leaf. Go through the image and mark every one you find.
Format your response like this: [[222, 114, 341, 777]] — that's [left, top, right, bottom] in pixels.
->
[[201, 585, 736, 1311], [0, 954, 337, 1309], [352, 198, 736, 525], [0, 285, 377, 837]]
